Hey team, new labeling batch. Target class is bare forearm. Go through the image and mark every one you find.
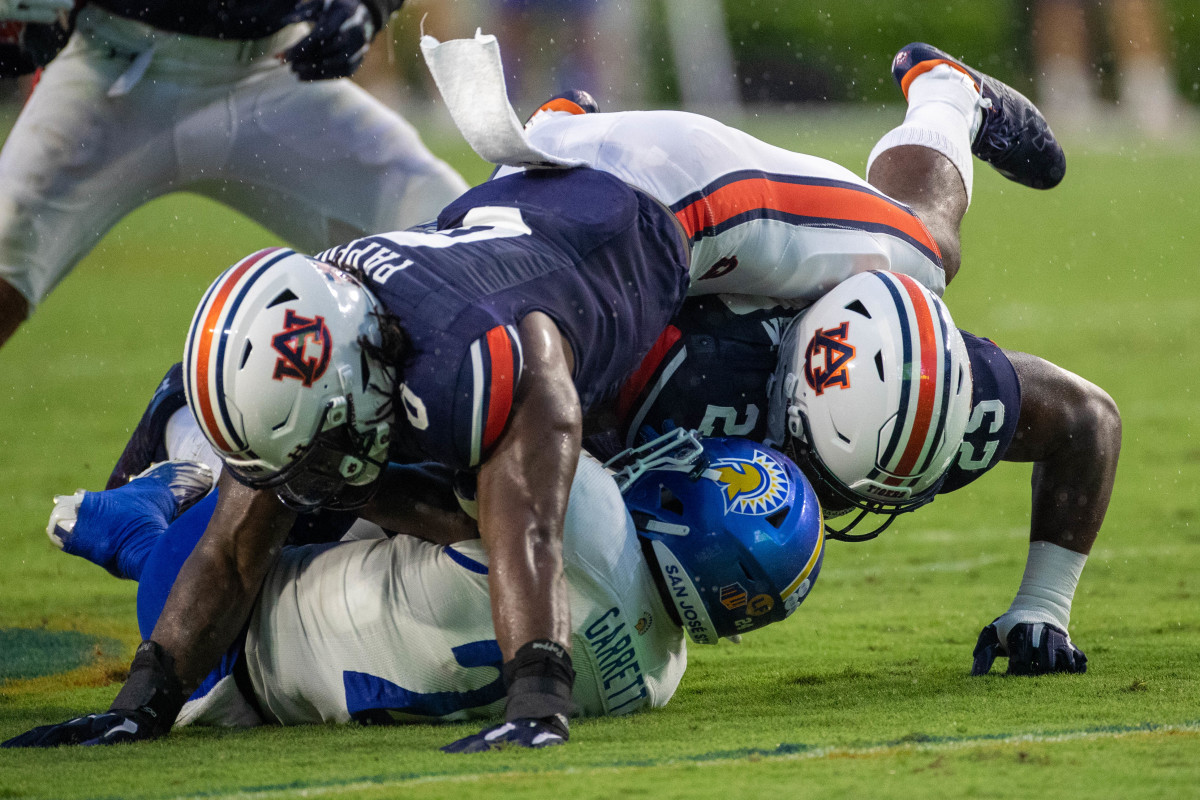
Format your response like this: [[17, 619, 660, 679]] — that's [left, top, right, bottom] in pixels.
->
[[150, 477, 295, 691]]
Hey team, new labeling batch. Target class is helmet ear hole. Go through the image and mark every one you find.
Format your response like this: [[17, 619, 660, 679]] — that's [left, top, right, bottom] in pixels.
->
[[765, 507, 789, 529], [845, 299, 871, 318], [268, 289, 298, 307], [659, 484, 684, 516], [240, 341, 253, 369], [873, 350, 884, 381]]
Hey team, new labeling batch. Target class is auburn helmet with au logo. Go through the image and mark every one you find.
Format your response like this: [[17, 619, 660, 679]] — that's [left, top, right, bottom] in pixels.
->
[[767, 271, 972, 540], [183, 248, 394, 511]]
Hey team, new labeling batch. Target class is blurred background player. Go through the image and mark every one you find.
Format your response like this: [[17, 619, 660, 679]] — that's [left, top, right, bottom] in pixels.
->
[[4, 434, 824, 748], [0, 0, 468, 350], [1030, 0, 1197, 137]]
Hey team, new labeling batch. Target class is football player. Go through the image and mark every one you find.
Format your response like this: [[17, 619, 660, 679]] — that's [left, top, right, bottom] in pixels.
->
[[0, 0, 468, 350], [13, 39, 1071, 751], [616, 270, 1119, 677], [439, 40, 1065, 301], [4, 433, 825, 748]]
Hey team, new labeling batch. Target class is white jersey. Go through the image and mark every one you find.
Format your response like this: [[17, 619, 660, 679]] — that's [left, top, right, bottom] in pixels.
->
[[498, 110, 946, 304], [177, 456, 686, 727]]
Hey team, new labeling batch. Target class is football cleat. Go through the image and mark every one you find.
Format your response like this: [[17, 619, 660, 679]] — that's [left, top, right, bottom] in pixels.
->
[[523, 89, 600, 129], [892, 42, 1065, 190], [107, 362, 189, 490], [48, 461, 214, 578]]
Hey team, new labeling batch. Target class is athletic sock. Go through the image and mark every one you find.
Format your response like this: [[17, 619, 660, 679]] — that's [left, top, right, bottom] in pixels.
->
[[867, 64, 983, 204]]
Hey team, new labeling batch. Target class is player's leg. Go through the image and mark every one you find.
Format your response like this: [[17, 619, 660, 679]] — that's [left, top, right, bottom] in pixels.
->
[[0, 23, 183, 348], [867, 44, 1067, 284], [48, 461, 214, 582], [202, 75, 468, 251]]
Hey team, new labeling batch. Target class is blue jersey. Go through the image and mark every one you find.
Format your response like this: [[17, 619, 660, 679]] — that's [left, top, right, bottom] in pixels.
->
[[317, 168, 691, 469], [612, 298, 1021, 493]]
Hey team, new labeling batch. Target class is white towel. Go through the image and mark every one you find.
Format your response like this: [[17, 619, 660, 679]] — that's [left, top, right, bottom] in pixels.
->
[[420, 30, 584, 169]]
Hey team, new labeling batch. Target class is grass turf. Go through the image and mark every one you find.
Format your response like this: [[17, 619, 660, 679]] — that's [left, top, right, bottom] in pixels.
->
[[1, 109, 1198, 799]]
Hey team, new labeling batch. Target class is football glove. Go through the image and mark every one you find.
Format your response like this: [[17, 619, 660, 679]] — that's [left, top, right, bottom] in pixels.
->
[[282, 0, 376, 81], [0, 0, 71, 25], [440, 715, 569, 754], [2, 709, 162, 748], [971, 620, 1088, 676]]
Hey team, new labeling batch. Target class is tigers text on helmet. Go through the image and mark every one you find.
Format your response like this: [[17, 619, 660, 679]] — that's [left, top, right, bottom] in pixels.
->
[[613, 430, 825, 645], [183, 248, 394, 511], [768, 270, 972, 541]]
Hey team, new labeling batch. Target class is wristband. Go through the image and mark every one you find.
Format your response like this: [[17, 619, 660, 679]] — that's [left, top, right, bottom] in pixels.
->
[[109, 641, 185, 737], [503, 639, 575, 723]]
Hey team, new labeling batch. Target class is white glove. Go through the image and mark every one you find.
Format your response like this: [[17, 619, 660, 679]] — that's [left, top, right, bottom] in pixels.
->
[[0, 0, 72, 24]]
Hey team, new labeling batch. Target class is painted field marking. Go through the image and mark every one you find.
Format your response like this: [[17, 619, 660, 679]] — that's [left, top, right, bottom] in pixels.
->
[[163, 719, 1200, 800]]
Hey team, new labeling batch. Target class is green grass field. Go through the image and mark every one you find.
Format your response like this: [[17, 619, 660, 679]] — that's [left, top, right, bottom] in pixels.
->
[[1, 108, 1198, 799]]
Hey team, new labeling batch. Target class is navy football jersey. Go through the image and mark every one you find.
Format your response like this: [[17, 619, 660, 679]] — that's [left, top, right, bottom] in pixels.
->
[[598, 295, 802, 459], [317, 168, 690, 469], [608, 298, 1021, 493]]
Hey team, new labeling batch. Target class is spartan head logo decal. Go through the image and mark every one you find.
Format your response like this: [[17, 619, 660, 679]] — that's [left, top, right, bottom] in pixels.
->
[[271, 309, 332, 387], [804, 321, 856, 395]]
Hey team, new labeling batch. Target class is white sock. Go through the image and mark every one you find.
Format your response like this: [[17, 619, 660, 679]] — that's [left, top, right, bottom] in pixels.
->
[[995, 540, 1088, 644], [867, 64, 982, 204]]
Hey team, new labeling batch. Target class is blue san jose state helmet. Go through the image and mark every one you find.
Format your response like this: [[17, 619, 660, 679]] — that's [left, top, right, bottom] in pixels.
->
[[615, 431, 825, 645]]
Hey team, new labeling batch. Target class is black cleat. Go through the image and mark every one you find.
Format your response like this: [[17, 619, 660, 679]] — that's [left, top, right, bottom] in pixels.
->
[[523, 89, 600, 128], [892, 42, 1065, 189]]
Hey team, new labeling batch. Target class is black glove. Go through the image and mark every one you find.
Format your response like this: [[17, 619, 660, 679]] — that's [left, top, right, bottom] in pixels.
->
[[971, 620, 1088, 676], [442, 639, 575, 754], [2, 709, 160, 748], [283, 0, 377, 81], [3, 641, 184, 748], [440, 715, 569, 754]]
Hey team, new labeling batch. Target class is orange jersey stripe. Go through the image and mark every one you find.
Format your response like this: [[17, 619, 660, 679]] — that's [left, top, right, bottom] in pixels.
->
[[673, 177, 942, 260], [482, 326, 516, 451], [616, 324, 683, 422]]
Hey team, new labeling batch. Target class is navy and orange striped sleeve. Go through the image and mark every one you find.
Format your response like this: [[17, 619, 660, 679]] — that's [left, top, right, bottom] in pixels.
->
[[451, 324, 524, 467]]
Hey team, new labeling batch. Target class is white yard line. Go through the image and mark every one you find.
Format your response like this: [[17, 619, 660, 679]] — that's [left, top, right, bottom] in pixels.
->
[[177, 720, 1200, 800]]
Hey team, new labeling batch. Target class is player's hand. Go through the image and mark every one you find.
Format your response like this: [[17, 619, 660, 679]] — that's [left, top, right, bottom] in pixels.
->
[[971, 620, 1088, 676], [441, 715, 569, 754], [282, 0, 375, 81], [1, 709, 161, 748], [0, 0, 71, 25]]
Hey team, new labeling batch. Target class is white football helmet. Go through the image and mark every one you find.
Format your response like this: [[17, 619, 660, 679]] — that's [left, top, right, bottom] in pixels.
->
[[768, 271, 972, 539], [183, 248, 394, 510]]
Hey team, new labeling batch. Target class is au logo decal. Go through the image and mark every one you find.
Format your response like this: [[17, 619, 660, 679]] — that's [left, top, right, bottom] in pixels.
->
[[804, 321, 855, 395], [272, 309, 332, 387]]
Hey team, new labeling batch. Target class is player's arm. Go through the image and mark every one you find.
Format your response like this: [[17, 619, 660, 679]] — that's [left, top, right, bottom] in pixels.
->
[[972, 349, 1121, 676], [442, 311, 579, 753], [3, 473, 296, 747], [359, 465, 479, 545]]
